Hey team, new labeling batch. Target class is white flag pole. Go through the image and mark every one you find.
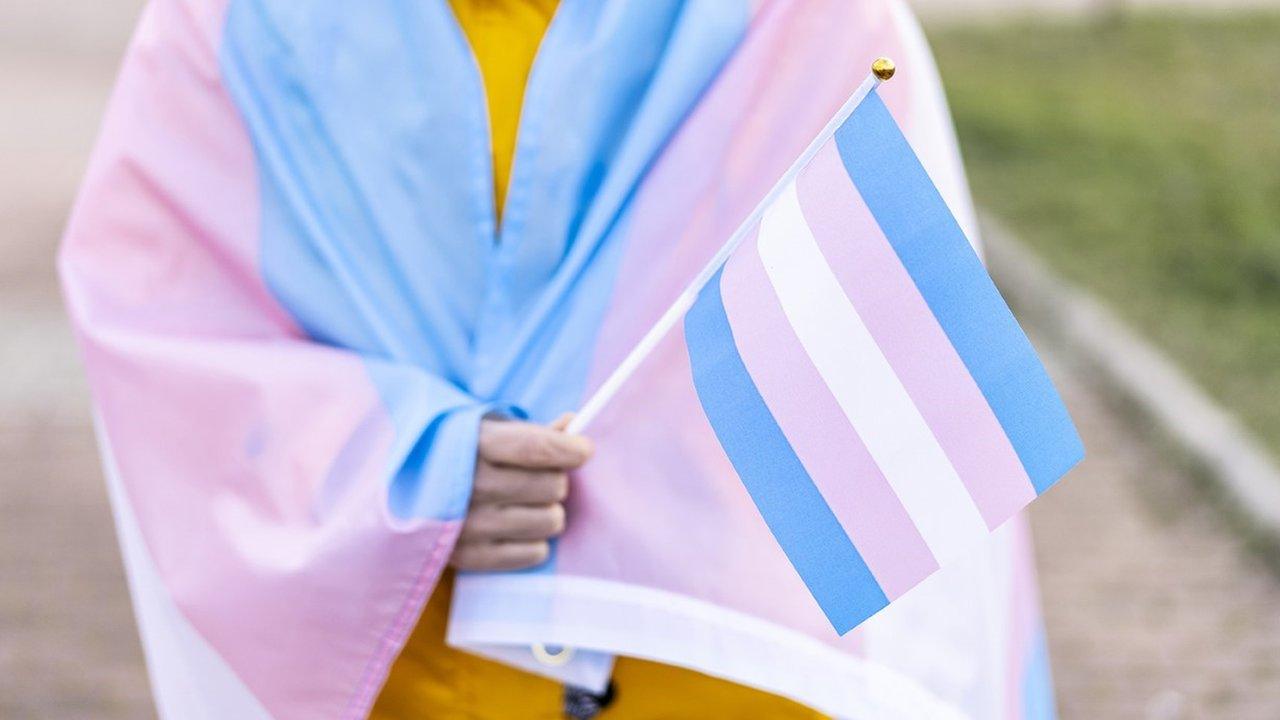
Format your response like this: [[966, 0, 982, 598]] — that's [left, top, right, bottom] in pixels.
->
[[565, 59, 896, 435]]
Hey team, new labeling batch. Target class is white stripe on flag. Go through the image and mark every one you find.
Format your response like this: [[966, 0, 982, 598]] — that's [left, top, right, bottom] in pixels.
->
[[756, 181, 987, 562]]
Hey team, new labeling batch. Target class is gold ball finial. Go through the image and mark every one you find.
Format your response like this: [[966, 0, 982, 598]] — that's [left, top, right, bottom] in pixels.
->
[[872, 57, 896, 82]]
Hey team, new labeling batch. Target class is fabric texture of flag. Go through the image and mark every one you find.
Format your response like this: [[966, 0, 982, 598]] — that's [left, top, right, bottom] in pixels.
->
[[59, 0, 1069, 718]]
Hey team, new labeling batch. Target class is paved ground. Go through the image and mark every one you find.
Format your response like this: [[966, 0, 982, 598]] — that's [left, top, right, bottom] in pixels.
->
[[3, 3, 1280, 719], [1035, 356, 1280, 719]]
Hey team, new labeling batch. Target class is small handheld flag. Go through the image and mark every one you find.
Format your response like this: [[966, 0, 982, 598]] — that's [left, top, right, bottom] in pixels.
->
[[568, 59, 1083, 633]]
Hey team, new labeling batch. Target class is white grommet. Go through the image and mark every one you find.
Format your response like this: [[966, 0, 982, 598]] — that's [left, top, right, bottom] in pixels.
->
[[532, 643, 575, 667]]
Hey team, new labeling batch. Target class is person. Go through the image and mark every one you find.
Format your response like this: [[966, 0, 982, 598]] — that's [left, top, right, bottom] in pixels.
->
[[60, 0, 1055, 718]]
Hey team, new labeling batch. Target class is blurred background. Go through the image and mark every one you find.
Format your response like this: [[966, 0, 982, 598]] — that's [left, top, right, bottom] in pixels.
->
[[1, 0, 1277, 717]]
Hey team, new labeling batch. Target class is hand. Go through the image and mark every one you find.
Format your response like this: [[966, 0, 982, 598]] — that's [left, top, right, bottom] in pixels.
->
[[449, 414, 593, 572]]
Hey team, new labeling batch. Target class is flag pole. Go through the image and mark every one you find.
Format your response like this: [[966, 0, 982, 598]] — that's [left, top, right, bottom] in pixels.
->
[[564, 58, 896, 436]]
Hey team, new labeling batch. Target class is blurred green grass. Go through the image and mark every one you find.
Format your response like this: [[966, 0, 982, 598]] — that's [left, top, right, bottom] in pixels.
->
[[931, 12, 1280, 458]]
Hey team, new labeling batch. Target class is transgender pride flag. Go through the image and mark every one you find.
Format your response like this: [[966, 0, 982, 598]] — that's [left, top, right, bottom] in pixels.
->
[[671, 79, 1083, 633]]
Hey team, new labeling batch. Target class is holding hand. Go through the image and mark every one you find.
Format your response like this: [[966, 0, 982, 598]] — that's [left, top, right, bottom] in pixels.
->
[[449, 414, 592, 572]]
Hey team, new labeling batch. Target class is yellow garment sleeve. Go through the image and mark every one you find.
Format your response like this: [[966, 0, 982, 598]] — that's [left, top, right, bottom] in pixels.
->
[[373, 2, 828, 716]]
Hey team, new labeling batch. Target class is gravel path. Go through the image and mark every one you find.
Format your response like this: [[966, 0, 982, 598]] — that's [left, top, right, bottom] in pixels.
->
[[1035, 355, 1280, 719], [2, 4, 1279, 718]]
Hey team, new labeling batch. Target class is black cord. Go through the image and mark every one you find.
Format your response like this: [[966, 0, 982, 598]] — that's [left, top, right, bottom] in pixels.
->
[[563, 681, 617, 720]]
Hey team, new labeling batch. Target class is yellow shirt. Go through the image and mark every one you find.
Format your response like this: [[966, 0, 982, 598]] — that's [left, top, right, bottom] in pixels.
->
[[449, 0, 558, 216], [373, 2, 828, 717]]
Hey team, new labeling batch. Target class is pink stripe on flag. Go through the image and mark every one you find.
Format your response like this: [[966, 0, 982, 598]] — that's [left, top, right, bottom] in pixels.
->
[[796, 143, 1037, 527], [720, 232, 937, 599]]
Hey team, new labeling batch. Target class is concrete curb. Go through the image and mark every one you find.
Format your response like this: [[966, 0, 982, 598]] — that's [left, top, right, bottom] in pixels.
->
[[982, 216, 1280, 542]]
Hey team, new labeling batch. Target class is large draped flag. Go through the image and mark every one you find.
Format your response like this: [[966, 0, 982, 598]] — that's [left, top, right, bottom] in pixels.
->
[[61, 0, 1073, 718]]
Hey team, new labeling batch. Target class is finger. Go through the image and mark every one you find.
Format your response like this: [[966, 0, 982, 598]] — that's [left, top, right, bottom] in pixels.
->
[[478, 420, 593, 470], [550, 413, 574, 431], [459, 503, 566, 543], [472, 464, 570, 505], [450, 540, 550, 572]]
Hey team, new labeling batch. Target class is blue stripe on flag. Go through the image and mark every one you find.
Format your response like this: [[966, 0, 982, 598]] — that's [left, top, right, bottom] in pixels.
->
[[684, 268, 888, 633], [835, 90, 1083, 493], [1023, 630, 1059, 720]]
